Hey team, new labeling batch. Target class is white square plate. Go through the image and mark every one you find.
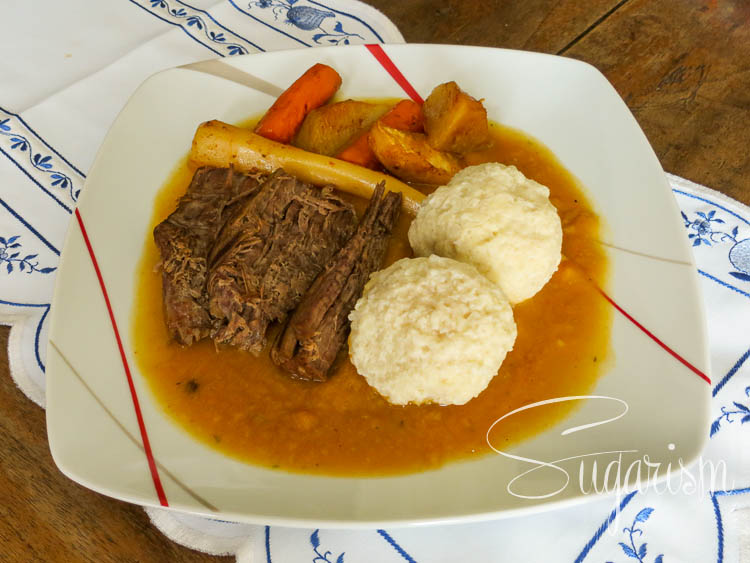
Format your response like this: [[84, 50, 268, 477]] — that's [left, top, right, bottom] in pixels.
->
[[46, 44, 711, 527]]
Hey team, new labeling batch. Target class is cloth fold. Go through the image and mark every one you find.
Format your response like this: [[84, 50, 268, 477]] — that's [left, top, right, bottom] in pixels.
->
[[2, 2, 749, 561]]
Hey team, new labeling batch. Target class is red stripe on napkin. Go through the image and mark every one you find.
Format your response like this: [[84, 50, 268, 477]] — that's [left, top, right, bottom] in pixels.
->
[[365, 47, 711, 386], [365, 44, 424, 104], [597, 287, 710, 384], [74, 209, 169, 506]]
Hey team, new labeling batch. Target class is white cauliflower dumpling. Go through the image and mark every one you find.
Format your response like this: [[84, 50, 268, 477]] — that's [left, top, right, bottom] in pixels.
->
[[408, 163, 563, 304], [349, 255, 516, 406]]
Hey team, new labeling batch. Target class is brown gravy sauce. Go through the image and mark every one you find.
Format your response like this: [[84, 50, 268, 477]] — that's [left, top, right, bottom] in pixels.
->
[[132, 122, 611, 476]]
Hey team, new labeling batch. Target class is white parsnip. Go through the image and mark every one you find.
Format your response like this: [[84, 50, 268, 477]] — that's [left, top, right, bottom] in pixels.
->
[[189, 120, 424, 214]]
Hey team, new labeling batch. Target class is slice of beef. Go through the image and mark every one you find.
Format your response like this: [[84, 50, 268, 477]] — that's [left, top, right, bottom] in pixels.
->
[[154, 166, 263, 345], [207, 170, 357, 353], [272, 183, 402, 381]]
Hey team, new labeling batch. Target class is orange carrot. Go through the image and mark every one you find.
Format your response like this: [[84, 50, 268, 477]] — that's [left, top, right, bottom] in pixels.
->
[[336, 99, 424, 169], [254, 63, 342, 144]]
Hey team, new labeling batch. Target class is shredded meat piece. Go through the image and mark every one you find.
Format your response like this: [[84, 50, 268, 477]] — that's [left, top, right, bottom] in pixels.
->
[[153, 166, 263, 345], [207, 169, 357, 353], [272, 183, 402, 381]]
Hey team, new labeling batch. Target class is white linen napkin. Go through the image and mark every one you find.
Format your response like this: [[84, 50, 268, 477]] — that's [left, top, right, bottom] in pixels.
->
[[3, 2, 749, 561]]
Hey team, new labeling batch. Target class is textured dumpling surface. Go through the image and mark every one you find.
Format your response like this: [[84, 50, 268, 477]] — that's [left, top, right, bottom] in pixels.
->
[[349, 255, 516, 406], [408, 163, 562, 304]]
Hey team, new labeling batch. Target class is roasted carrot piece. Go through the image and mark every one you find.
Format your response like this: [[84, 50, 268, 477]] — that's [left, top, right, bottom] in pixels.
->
[[336, 99, 424, 169], [254, 63, 342, 144], [381, 100, 424, 131]]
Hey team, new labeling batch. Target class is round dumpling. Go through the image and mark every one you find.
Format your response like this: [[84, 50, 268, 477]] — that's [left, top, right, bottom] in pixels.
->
[[348, 255, 516, 406], [408, 162, 562, 304]]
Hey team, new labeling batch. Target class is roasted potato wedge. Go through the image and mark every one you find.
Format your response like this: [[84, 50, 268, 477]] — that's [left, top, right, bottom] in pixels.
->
[[423, 81, 489, 154], [368, 121, 462, 185], [293, 100, 390, 156]]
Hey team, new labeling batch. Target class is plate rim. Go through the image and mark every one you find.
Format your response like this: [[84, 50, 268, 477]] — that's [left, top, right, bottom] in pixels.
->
[[45, 43, 713, 528]]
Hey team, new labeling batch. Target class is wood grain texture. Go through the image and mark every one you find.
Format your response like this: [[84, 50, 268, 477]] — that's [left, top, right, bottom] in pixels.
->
[[2, 1, 748, 561], [0, 326, 228, 562], [368, 0, 621, 53], [562, 0, 750, 204]]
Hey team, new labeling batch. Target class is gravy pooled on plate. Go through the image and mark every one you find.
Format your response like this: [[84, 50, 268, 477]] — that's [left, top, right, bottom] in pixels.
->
[[132, 122, 611, 476]]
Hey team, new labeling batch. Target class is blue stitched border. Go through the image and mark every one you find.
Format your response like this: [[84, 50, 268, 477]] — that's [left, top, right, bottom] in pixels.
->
[[125, 0, 226, 56], [34, 304, 50, 372], [265, 525, 272, 563], [0, 299, 50, 372], [712, 493, 724, 563], [0, 197, 62, 255], [0, 146, 73, 214], [698, 269, 750, 300], [377, 529, 417, 562], [712, 347, 750, 397], [307, 0, 384, 42], [573, 491, 638, 562], [674, 188, 750, 301], [0, 106, 86, 179], [227, 0, 311, 47], [673, 189, 750, 227], [263, 526, 417, 561], [711, 486, 750, 563], [715, 486, 750, 497], [173, 0, 266, 51]]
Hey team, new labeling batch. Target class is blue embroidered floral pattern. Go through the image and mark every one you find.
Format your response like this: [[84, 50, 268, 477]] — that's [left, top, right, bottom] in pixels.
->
[[683, 209, 731, 246], [605, 508, 664, 563], [0, 236, 56, 275], [310, 529, 345, 563], [729, 239, 750, 282], [711, 386, 750, 437], [145, 0, 251, 56], [682, 209, 750, 282], [0, 118, 78, 202], [249, 0, 363, 44]]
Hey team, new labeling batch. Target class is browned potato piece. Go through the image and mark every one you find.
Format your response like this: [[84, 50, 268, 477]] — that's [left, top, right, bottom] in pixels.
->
[[368, 121, 462, 185], [293, 100, 390, 156], [423, 81, 490, 154]]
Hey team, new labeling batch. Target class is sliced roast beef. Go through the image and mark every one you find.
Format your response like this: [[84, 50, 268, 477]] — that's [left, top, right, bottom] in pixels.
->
[[207, 170, 357, 353], [272, 183, 401, 381], [154, 166, 263, 345]]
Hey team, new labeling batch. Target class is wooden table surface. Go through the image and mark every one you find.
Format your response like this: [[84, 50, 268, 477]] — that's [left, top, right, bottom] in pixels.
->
[[2, 1, 749, 561]]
